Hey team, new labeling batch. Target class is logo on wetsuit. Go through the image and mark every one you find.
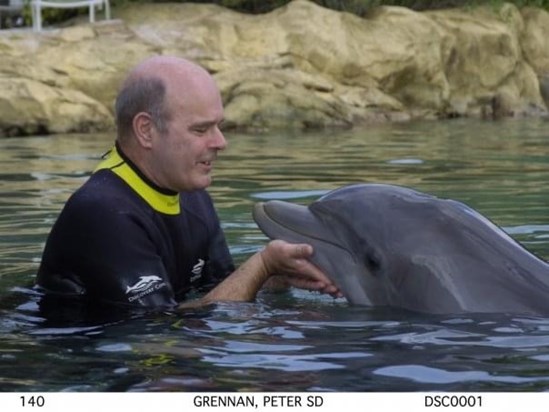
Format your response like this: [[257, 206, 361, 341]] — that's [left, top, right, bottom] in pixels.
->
[[125, 275, 167, 302], [190, 259, 205, 283]]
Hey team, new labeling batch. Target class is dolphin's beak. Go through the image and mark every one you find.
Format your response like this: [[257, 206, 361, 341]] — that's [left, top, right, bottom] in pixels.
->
[[253, 201, 333, 241], [254, 200, 373, 305]]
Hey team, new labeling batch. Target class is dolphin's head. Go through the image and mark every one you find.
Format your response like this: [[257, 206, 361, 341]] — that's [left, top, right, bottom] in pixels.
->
[[254, 183, 549, 315], [253, 184, 458, 309]]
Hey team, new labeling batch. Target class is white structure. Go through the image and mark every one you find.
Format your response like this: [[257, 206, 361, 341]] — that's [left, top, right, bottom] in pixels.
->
[[31, 0, 111, 31], [0, 0, 23, 29]]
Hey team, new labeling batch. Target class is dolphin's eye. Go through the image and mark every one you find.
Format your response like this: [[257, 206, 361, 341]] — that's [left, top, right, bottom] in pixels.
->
[[365, 255, 381, 274]]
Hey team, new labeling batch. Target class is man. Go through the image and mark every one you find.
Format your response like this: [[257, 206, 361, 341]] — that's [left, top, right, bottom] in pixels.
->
[[36, 56, 338, 313]]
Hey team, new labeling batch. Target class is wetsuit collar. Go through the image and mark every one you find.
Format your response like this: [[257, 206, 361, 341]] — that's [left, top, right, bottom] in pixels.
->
[[94, 143, 180, 215]]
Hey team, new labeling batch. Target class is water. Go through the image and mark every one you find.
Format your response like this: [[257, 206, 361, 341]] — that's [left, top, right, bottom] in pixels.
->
[[1, 118, 549, 391]]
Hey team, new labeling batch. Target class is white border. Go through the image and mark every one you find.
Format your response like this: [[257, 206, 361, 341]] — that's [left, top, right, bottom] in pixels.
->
[[3, 392, 548, 411]]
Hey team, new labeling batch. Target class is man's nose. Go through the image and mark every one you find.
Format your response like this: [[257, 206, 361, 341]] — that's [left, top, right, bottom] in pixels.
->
[[210, 126, 227, 150]]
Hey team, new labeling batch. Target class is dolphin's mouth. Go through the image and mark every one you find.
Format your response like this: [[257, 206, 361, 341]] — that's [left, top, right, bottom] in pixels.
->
[[253, 200, 372, 305], [253, 200, 356, 265]]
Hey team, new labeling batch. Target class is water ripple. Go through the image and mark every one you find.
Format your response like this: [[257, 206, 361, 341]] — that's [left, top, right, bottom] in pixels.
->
[[374, 364, 548, 384]]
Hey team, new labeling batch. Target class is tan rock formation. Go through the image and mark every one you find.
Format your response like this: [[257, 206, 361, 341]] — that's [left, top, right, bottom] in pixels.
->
[[0, 0, 548, 136], [0, 20, 157, 136]]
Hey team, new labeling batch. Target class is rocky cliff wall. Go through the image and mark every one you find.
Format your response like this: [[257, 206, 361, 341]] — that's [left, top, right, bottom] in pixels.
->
[[0, 0, 548, 136]]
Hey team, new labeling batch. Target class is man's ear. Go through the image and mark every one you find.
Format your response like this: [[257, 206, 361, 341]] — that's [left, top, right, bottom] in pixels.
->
[[132, 112, 155, 149]]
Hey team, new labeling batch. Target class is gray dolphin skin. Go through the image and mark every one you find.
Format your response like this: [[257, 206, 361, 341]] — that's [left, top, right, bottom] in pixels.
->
[[253, 184, 549, 315]]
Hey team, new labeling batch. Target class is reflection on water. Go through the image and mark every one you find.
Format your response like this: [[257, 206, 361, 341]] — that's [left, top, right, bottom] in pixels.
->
[[1, 118, 549, 391]]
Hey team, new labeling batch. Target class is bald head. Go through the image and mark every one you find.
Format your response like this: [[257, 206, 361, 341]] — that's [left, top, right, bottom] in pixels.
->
[[125, 56, 211, 86], [115, 56, 216, 141]]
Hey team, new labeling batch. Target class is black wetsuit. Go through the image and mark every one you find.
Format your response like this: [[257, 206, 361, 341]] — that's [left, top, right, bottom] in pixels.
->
[[36, 144, 234, 312]]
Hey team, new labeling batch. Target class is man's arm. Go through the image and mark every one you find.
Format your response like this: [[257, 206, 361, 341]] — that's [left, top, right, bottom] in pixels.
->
[[179, 240, 340, 309]]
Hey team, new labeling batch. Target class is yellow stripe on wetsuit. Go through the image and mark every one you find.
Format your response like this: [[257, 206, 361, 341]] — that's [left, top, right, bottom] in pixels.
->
[[94, 146, 180, 215]]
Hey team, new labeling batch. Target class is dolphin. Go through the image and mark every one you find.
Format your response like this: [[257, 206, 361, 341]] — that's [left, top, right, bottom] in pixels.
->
[[253, 183, 549, 315]]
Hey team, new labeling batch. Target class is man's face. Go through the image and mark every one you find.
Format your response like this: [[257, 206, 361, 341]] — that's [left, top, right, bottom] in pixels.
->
[[150, 75, 227, 192]]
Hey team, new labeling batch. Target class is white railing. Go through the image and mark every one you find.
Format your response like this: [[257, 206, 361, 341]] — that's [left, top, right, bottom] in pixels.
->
[[30, 0, 111, 31]]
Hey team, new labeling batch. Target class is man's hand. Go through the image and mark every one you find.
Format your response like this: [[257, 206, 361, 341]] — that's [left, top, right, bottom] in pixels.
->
[[180, 239, 341, 310], [260, 240, 342, 298]]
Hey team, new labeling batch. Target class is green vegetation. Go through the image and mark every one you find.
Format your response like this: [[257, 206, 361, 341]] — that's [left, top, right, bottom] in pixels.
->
[[135, 0, 549, 15]]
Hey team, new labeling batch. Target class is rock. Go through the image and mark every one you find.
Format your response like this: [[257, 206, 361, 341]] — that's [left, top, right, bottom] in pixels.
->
[[1, 0, 548, 135], [520, 7, 549, 110], [520, 7, 549, 76], [540, 74, 549, 109], [426, 4, 546, 117], [0, 19, 157, 136], [217, 67, 354, 130], [0, 77, 111, 136]]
